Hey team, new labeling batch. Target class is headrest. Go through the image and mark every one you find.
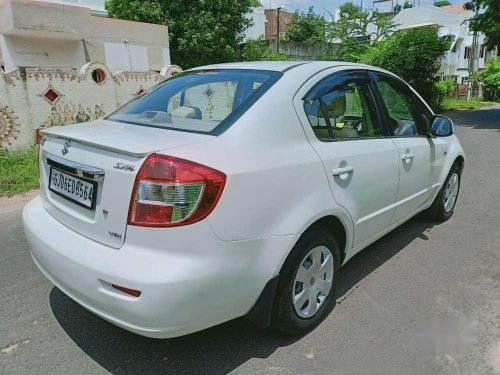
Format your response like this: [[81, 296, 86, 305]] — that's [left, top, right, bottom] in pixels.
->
[[171, 106, 202, 119], [328, 93, 346, 118]]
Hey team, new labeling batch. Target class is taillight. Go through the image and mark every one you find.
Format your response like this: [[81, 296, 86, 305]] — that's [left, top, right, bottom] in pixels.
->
[[128, 154, 226, 227]]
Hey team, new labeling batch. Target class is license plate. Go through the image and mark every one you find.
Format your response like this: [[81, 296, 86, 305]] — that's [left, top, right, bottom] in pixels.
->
[[49, 167, 97, 209]]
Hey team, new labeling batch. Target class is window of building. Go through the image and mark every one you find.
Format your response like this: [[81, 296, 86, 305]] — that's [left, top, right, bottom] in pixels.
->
[[480, 45, 486, 58], [92, 68, 106, 85], [464, 46, 471, 59]]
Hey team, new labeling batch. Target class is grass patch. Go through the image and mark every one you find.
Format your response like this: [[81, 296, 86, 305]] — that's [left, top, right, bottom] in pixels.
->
[[0, 147, 39, 197], [439, 99, 495, 112]]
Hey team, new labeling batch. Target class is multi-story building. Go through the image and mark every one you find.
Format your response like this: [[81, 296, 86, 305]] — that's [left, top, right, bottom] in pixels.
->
[[393, 4, 497, 85]]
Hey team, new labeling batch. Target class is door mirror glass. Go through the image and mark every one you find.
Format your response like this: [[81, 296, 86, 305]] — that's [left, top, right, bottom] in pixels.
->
[[430, 115, 453, 137]]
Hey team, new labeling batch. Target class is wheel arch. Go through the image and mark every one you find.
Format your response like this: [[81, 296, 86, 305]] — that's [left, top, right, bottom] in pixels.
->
[[246, 214, 350, 328], [307, 215, 348, 264], [454, 155, 465, 173]]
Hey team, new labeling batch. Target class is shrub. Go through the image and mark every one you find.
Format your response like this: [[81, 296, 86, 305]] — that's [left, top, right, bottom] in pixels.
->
[[432, 78, 455, 111], [434, 1, 451, 6], [360, 28, 451, 103], [240, 37, 290, 61], [475, 58, 500, 101]]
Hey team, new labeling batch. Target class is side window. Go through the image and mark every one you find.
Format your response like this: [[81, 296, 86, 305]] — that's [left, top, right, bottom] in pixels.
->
[[374, 74, 428, 136], [304, 75, 382, 141], [304, 98, 330, 140]]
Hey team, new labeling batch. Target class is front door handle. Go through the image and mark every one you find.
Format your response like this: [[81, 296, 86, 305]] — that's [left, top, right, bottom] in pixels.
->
[[401, 153, 414, 163], [332, 166, 354, 176]]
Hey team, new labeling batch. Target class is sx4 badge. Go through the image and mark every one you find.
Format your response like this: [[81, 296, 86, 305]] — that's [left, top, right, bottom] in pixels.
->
[[113, 162, 135, 172]]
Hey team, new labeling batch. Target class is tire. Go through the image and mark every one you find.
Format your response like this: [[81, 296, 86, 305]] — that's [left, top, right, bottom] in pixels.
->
[[428, 164, 461, 222], [271, 226, 340, 335]]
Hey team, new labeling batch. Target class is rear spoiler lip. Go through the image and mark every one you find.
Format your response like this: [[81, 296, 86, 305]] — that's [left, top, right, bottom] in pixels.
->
[[40, 130, 152, 159]]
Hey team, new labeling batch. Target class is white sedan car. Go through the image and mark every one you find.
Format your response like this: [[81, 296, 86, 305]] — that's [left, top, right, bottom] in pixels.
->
[[23, 61, 465, 338]]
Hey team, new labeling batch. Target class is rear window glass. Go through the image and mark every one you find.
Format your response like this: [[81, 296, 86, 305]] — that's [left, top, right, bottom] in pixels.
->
[[107, 69, 281, 135]]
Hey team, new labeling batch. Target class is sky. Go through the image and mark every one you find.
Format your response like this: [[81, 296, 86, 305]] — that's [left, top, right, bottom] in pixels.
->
[[33, 0, 466, 18], [271, 0, 464, 15]]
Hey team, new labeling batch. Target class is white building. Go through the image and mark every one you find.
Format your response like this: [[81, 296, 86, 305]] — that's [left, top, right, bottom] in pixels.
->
[[0, 0, 180, 150], [31, 0, 106, 15], [371, 0, 435, 13], [243, 7, 267, 42], [0, 0, 171, 73], [393, 4, 497, 84]]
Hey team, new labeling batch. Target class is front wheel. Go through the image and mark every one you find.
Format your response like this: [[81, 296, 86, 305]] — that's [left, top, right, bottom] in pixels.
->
[[271, 226, 340, 335], [428, 164, 461, 222]]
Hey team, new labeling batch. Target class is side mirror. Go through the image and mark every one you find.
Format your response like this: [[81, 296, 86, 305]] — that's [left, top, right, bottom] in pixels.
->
[[430, 115, 454, 137]]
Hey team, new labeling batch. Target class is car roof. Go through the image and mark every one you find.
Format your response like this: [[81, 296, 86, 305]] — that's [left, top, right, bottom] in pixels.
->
[[189, 61, 375, 73]]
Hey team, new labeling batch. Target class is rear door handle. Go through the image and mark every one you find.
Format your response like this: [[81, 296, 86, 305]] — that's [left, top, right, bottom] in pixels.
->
[[332, 166, 354, 176], [401, 153, 414, 163]]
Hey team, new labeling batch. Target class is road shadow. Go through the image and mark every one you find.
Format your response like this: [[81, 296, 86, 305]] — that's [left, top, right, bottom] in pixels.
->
[[445, 105, 500, 131], [336, 212, 434, 300], [50, 213, 434, 375]]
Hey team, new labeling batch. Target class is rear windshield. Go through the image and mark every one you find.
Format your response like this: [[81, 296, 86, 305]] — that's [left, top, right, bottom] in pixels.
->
[[107, 69, 281, 135]]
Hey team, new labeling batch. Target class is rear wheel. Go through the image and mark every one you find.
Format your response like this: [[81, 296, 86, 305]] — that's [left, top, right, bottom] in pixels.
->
[[428, 164, 461, 222], [271, 226, 340, 335]]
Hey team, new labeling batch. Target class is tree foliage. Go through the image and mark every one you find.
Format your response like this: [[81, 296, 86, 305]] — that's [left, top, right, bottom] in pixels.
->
[[240, 37, 290, 61], [105, 0, 258, 69], [464, 0, 500, 50], [475, 58, 500, 101], [325, 3, 397, 62], [286, 7, 326, 46], [360, 28, 451, 102], [434, 1, 451, 7]]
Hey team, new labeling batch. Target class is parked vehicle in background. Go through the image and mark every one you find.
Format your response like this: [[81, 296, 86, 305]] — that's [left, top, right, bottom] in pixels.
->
[[23, 61, 465, 338]]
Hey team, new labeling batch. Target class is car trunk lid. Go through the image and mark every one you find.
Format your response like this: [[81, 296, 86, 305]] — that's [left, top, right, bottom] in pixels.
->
[[39, 120, 213, 248]]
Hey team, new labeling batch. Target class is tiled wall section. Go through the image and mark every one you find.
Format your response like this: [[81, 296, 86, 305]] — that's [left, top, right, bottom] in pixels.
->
[[0, 62, 182, 149]]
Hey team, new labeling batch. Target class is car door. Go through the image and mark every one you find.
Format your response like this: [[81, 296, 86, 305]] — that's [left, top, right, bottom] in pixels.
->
[[371, 72, 444, 223], [295, 70, 401, 248]]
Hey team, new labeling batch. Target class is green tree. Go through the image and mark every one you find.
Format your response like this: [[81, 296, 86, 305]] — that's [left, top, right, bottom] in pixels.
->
[[464, 0, 500, 50], [360, 28, 451, 102], [240, 37, 290, 61], [434, 1, 451, 7], [475, 58, 500, 101], [286, 7, 326, 46], [325, 3, 397, 62], [105, 0, 258, 69], [403, 1, 413, 8]]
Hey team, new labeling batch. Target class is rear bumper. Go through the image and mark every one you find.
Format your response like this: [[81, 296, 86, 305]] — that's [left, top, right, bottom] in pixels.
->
[[23, 196, 297, 338]]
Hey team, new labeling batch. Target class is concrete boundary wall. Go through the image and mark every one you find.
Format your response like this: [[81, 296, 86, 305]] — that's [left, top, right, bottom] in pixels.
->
[[0, 62, 182, 149]]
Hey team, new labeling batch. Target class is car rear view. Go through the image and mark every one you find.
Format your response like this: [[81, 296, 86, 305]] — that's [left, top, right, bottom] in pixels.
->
[[23, 68, 284, 337]]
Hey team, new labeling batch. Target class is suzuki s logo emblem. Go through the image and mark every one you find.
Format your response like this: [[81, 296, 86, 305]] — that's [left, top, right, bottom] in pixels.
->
[[61, 140, 71, 156]]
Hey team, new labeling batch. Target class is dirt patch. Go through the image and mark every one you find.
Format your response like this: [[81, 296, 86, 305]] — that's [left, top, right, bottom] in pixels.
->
[[0, 190, 39, 214]]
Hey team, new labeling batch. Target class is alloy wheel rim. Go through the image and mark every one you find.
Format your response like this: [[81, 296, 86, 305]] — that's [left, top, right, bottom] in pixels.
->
[[292, 246, 334, 319], [443, 172, 459, 213]]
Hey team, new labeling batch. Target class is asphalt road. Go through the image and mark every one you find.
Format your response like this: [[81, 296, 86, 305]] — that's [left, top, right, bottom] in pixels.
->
[[1, 106, 499, 375]]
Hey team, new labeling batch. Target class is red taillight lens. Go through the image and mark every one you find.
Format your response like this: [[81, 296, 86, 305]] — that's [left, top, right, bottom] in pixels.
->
[[128, 154, 226, 227]]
